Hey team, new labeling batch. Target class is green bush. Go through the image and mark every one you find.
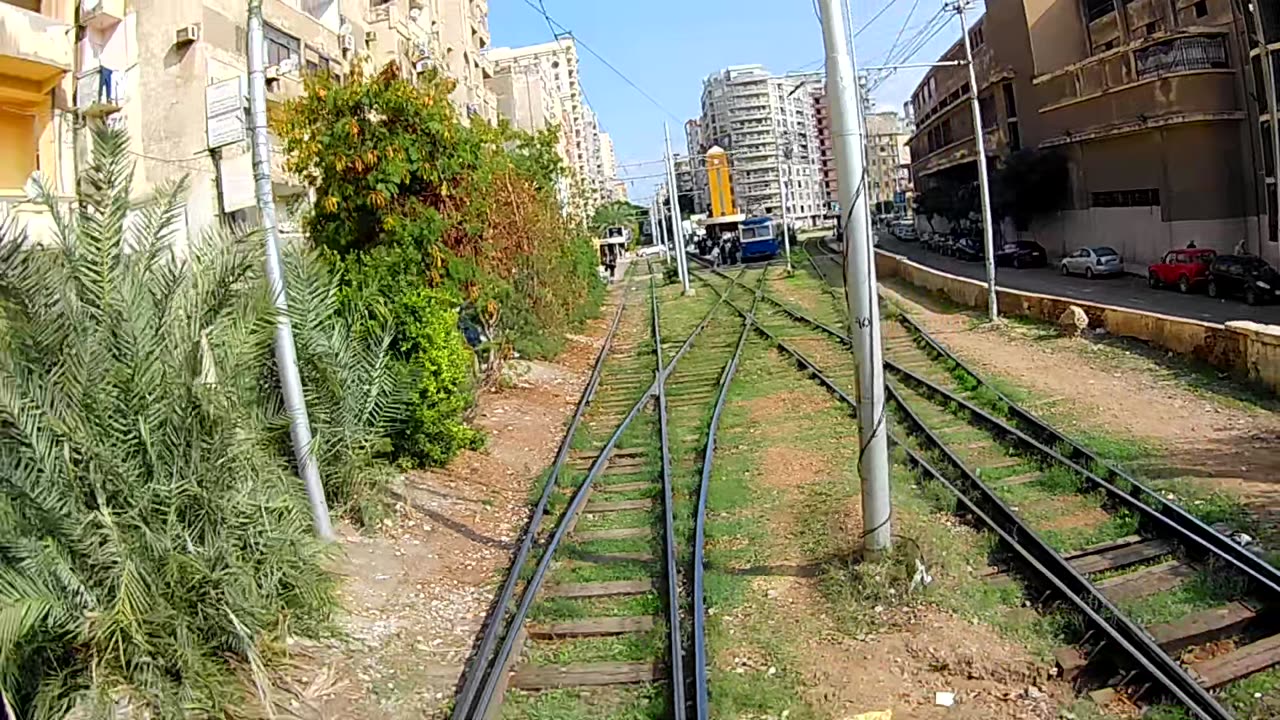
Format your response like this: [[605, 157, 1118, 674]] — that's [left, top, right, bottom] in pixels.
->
[[390, 286, 483, 466], [0, 127, 374, 718]]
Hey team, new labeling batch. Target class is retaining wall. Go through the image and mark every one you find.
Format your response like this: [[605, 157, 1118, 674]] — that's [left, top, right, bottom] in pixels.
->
[[874, 250, 1280, 393]]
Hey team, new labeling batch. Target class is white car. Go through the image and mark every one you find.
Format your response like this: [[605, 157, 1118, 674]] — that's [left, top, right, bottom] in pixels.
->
[[1060, 246, 1124, 279], [637, 244, 668, 258]]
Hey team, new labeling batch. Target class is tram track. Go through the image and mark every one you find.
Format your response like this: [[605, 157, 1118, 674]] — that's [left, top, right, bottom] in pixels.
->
[[453, 264, 757, 719], [696, 266, 1280, 720]]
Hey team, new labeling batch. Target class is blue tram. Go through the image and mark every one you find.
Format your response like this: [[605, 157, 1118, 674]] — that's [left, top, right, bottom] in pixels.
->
[[739, 217, 779, 261]]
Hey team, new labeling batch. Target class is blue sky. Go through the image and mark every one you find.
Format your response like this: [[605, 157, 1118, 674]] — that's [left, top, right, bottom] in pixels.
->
[[488, 0, 977, 202]]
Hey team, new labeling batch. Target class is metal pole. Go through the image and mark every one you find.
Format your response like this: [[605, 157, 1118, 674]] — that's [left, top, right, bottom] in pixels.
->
[[818, 0, 892, 555], [955, 0, 999, 322], [248, 0, 334, 541], [775, 138, 793, 271], [1251, 1, 1280, 243], [665, 123, 693, 295]]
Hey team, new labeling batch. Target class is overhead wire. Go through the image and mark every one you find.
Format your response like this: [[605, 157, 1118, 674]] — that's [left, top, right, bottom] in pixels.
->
[[516, 0, 682, 123]]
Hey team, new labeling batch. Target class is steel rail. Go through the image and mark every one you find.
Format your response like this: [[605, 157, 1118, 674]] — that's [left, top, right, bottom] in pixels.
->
[[651, 275, 687, 720], [695, 271, 1236, 720], [452, 279, 631, 720], [689, 271, 764, 720], [709, 267, 1280, 604], [890, 311, 1280, 598], [464, 271, 740, 719]]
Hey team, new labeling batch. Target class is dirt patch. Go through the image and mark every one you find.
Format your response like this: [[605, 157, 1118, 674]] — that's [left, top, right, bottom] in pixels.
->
[[760, 446, 832, 491], [744, 387, 832, 427], [726, 575, 1069, 720], [1035, 507, 1112, 533], [267, 298, 625, 719], [881, 282, 1280, 539]]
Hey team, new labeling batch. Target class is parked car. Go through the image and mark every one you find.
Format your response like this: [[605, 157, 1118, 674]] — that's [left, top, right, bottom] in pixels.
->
[[1206, 255, 1280, 305], [995, 241, 1048, 269], [890, 221, 917, 241], [1147, 248, 1216, 294], [951, 236, 983, 262], [1060, 246, 1124, 279], [637, 244, 668, 258]]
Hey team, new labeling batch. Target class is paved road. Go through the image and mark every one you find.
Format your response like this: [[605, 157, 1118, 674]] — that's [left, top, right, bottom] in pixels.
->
[[813, 235, 1280, 327]]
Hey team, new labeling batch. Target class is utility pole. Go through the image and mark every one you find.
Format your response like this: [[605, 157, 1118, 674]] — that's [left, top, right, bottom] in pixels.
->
[[818, 0, 892, 555], [775, 138, 793, 271], [1251, 1, 1280, 244], [952, 0, 999, 322], [665, 123, 693, 295], [248, 0, 334, 541]]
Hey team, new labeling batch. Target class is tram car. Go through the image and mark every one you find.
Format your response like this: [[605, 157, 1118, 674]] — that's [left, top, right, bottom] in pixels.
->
[[739, 217, 779, 261]]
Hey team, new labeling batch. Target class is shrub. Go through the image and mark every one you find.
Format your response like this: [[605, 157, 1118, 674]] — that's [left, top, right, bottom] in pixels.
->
[[0, 127, 358, 718]]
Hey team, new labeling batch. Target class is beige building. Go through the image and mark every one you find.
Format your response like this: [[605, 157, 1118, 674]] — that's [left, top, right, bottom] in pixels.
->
[[864, 111, 912, 212], [0, 0, 502, 250], [909, 0, 1278, 269], [0, 0, 76, 240], [436, 0, 495, 122], [484, 38, 603, 212]]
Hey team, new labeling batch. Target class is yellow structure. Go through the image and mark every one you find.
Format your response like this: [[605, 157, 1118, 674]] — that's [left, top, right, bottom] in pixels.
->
[[0, 0, 73, 193], [705, 145, 736, 218]]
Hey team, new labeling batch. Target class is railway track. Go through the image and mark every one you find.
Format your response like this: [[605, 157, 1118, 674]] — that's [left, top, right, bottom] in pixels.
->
[[696, 266, 1280, 720], [452, 265, 756, 719]]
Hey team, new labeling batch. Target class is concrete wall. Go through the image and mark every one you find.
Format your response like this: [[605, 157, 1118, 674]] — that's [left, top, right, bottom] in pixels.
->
[[875, 249, 1280, 393]]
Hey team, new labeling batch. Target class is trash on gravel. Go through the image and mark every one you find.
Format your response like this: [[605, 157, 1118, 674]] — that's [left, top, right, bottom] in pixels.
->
[[934, 691, 956, 707], [849, 711, 892, 720]]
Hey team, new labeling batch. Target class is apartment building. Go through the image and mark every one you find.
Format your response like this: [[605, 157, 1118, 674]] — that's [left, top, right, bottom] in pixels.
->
[[812, 90, 837, 211], [484, 38, 605, 212], [683, 118, 709, 214], [366, 0, 441, 82], [485, 50, 562, 133], [436, 0, 495, 122], [865, 111, 913, 212], [0, 0, 76, 240], [908, 0, 1277, 268], [700, 64, 825, 227], [598, 130, 624, 201]]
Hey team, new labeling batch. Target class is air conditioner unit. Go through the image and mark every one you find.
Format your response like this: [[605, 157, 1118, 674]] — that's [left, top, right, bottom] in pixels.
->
[[365, 30, 378, 45], [264, 65, 280, 79], [340, 34, 356, 51], [175, 23, 201, 45], [277, 56, 300, 75], [413, 40, 430, 59], [414, 58, 431, 73]]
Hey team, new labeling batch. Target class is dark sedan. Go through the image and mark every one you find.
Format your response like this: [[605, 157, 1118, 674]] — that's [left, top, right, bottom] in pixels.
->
[[1207, 255, 1280, 306], [995, 241, 1048, 269]]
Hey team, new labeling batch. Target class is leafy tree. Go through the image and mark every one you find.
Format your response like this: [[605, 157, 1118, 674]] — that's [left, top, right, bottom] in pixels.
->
[[0, 127, 407, 717], [993, 149, 1069, 230], [276, 63, 602, 465]]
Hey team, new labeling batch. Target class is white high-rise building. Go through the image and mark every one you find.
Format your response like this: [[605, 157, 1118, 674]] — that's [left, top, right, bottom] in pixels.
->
[[699, 65, 824, 226], [485, 38, 605, 213]]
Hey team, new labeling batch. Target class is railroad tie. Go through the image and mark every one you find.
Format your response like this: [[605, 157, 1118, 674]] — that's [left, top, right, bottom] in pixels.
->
[[1188, 632, 1280, 688], [990, 471, 1042, 488], [546, 579, 654, 599], [586, 499, 653, 513], [510, 660, 665, 690], [592, 482, 653, 494], [527, 616, 656, 640], [574, 527, 651, 542], [1068, 538, 1173, 575], [1095, 560, 1196, 603], [1147, 602, 1257, 654]]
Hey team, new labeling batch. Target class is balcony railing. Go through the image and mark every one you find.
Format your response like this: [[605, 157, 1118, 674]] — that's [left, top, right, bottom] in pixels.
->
[[1134, 36, 1227, 80], [0, 2, 72, 86]]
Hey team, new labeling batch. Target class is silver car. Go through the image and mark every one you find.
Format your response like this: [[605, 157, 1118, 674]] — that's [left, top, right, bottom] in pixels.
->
[[1060, 246, 1124, 279]]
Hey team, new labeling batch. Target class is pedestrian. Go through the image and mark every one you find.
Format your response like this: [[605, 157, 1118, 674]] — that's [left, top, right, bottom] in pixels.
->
[[1234, 238, 1250, 255], [710, 243, 721, 267], [604, 246, 617, 282], [1186, 240, 1198, 249]]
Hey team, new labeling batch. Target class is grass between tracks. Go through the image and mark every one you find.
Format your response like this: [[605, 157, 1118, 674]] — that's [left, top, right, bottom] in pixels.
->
[[777, 265, 1280, 720]]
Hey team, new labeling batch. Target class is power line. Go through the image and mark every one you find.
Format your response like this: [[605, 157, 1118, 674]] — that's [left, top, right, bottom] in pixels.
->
[[853, 0, 905, 38], [516, 0, 682, 122]]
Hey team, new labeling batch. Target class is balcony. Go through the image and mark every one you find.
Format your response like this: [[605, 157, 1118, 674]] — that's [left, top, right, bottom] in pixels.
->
[[0, 191, 74, 245], [79, 0, 124, 31], [76, 65, 124, 116], [1034, 31, 1239, 145], [0, 2, 73, 98], [265, 73, 304, 106]]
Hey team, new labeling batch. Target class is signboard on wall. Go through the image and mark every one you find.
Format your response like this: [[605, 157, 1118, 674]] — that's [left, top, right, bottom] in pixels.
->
[[206, 77, 246, 149]]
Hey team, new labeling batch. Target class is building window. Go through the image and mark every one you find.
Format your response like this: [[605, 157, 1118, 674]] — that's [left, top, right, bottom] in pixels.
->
[[1002, 82, 1018, 119], [1091, 188, 1160, 207], [970, 26, 984, 48], [1194, 0, 1208, 17], [1084, 0, 1114, 22], [1007, 119, 1021, 150], [265, 24, 300, 67]]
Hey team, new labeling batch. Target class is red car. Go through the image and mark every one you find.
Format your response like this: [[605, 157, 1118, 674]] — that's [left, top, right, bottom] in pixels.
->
[[1148, 248, 1217, 294]]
